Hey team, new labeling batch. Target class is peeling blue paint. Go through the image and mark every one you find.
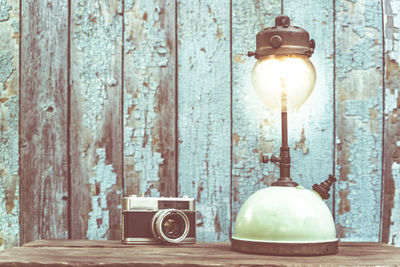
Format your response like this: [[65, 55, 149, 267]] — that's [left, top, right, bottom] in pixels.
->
[[335, 0, 383, 242], [123, 0, 170, 197], [0, 95, 19, 250], [10, 19, 18, 32], [87, 148, 117, 239], [72, 0, 122, 131], [1, 96, 19, 175], [0, 0, 11, 22], [0, 52, 13, 84], [0, 0, 19, 249], [345, 99, 377, 123], [390, 162, 400, 245], [178, 0, 231, 241], [125, 0, 135, 11]]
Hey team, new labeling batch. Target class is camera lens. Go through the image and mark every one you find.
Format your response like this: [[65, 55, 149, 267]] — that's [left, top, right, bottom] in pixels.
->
[[151, 209, 190, 244], [161, 213, 185, 239]]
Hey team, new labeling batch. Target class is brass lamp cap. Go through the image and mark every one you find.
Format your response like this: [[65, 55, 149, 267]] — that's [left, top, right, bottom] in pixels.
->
[[248, 15, 315, 59]]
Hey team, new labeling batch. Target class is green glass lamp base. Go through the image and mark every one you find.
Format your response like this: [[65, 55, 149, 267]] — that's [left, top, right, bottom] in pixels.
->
[[231, 238, 339, 256]]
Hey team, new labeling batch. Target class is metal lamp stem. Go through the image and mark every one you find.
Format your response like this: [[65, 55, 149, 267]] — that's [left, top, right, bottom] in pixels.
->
[[271, 90, 298, 187]]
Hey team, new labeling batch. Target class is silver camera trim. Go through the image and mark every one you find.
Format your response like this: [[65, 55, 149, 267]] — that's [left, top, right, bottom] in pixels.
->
[[122, 237, 196, 245], [121, 195, 196, 244], [151, 209, 190, 244], [122, 196, 195, 212]]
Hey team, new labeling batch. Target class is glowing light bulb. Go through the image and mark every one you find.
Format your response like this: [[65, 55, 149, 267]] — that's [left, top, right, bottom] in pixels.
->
[[251, 54, 316, 111]]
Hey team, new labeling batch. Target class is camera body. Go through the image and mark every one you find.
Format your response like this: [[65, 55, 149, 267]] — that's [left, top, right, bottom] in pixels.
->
[[122, 195, 196, 244]]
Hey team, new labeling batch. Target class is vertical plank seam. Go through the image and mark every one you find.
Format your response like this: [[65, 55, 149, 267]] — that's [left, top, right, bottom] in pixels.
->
[[332, 0, 337, 222], [175, 0, 179, 197], [121, 0, 125, 194], [379, 0, 386, 243], [67, 0, 72, 239], [229, 0, 233, 241], [18, 0, 22, 247]]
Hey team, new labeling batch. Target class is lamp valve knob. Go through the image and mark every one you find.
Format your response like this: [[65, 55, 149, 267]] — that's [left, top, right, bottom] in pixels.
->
[[313, 175, 337, 200], [261, 154, 280, 164]]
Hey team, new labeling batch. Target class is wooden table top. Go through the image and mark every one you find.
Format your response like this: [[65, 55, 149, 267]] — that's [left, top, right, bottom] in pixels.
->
[[1, 240, 400, 266]]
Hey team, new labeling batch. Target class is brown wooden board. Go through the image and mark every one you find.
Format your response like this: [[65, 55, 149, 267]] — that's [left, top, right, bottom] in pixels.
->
[[381, 0, 400, 246], [0, 0, 19, 249], [335, 0, 384, 241], [284, 0, 335, 208], [0, 240, 399, 266], [123, 0, 176, 197], [70, 0, 123, 240], [231, 0, 281, 233], [177, 0, 231, 241], [20, 0, 69, 244]]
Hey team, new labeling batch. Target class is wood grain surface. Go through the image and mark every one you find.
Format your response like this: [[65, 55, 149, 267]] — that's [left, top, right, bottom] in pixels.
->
[[20, 0, 69, 244], [284, 0, 335, 209], [0, 240, 399, 266], [0, 0, 19, 249], [70, 0, 123, 241], [2, 0, 400, 247], [231, 0, 281, 232], [335, 0, 384, 242], [381, 0, 400, 245], [177, 0, 231, 241], [123, 0, 177, 198]]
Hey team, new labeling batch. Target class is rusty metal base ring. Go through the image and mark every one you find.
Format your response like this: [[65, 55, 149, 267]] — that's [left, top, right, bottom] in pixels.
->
[[231, 238, 339, 256]]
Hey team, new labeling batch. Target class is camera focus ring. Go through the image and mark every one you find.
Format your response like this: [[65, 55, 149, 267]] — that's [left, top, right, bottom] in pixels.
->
[[151, 209, 190, 244]]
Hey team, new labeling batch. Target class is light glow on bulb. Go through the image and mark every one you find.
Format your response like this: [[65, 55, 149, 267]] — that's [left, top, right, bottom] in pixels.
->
[[251, 55, 316, 111]]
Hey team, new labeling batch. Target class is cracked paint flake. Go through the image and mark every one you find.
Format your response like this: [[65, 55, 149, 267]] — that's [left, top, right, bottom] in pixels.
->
[[0, 96, 19, 175], [124, 0, 170, 197], [72, 0, 121, 131], [232, 1, 281, 223], [0, 52, 13, 84], [384, 0, 400, 61], [294, 128, 309, 155], [0, 96, 19, 250], [385, 88, 398, 115], [178, 0, 231, 241], [87, 148, 117, 239], [335, 0, 383, 242], [383, 0, 400, 246], [70, 0, 122, 240], [389, 162, 400, 245], [0, 0, 19, 249], [0, 0, 11, 22]]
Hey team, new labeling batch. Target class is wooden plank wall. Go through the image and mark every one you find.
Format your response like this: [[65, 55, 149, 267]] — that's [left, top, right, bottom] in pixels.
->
[[178, 0, 231, 241], [0, 0, 399, 248], [0, 0, 19, 249], [20, 0, 69, 244], [335, 0, 383, 242], [70, 0, 123, 240], [382, 0, 400, 245]]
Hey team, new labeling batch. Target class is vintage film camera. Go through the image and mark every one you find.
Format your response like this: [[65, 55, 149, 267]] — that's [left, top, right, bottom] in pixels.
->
[[122, 195, 196, 244]]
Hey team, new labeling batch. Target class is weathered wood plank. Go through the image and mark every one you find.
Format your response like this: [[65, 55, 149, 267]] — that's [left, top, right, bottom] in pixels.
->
[[381, 0, 400, 246], [123, 0, 176, 197], [335, 0, 383, 241], [3, 241, 400, 266], [231, 0, 281, 232], [284, 0, 334, 206], [70, 0, 123, 240], [177, 0, 231, 241], [0, 0, 19, 249], [20, 0, 69, 244]]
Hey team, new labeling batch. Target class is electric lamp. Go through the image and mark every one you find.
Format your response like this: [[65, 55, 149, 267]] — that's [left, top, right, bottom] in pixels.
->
[[231, 15, 339, 256]]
